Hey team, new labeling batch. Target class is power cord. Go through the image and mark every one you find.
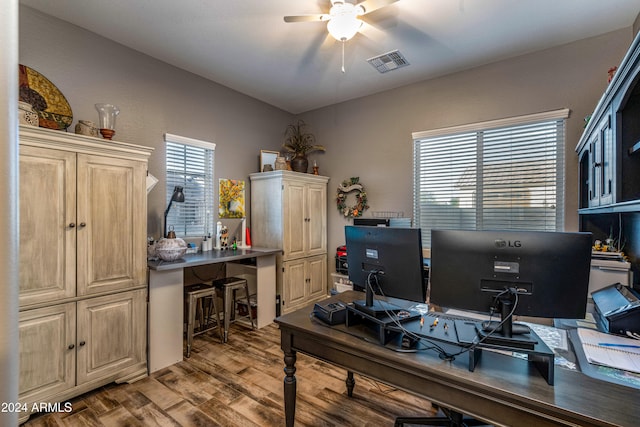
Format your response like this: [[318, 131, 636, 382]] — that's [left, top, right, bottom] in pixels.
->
[[313, 276, 523, 363], [364, 273, 455, 358], [190, 263, 225, 282]]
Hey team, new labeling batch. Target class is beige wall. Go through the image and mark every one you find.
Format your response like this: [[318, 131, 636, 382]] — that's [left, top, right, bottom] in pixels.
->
[[300, 28, 634, 259], [19, 6, 292, 241], [19, 6, 635, 264]]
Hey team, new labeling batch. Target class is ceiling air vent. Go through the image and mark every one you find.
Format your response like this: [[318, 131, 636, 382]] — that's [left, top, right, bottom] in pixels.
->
[[367, 50, 409, 73]]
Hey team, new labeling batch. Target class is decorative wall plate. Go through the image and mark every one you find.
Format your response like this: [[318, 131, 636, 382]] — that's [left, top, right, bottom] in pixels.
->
[[19, 64, 73, 130]]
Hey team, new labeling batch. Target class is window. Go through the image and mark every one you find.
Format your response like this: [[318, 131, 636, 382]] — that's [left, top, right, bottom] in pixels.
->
[[413, 109, 569, 246], [165, 133, 215, 238]]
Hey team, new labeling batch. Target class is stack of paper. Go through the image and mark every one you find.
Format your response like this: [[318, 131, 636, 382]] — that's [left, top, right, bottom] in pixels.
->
[[576, 328, 640, 374]]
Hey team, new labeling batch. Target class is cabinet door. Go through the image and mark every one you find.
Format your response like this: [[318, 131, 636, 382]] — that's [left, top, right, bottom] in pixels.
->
[[76, 289, 146, 384], [76, 155, 147, 295], [306, 183, 327, 256], [587, 112, 614, 207], [19, 146, 76, 306], [283, 181, 307, 259], [19, 303, 75, 403], [599, 113, 614, 206], [282, 259, 307, 311], [307, 255, 327, 300]]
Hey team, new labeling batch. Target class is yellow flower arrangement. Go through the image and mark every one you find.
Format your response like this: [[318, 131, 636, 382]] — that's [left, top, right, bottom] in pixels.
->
[[219, 179, 245, 218]]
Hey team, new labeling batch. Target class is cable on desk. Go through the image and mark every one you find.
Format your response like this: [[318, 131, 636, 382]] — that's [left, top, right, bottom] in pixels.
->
[[310, 281, 522, 363], [369, 282, 522, 362], [364, 278, 453, 359]]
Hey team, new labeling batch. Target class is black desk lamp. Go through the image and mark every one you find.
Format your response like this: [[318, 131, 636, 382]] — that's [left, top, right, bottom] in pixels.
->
[[163, 186, 185, 238]]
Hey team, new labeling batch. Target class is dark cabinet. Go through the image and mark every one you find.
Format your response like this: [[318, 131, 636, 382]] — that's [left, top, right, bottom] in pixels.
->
[[580, 107, 614, 208], [617, 73, 640, 203], [577, 30, 640, 287], [577, 31, 640, 213]]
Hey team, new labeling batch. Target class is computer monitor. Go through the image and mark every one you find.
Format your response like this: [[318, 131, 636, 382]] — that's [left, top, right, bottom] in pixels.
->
[[345, 226, 426, 317], [429, 229, 592, 343]]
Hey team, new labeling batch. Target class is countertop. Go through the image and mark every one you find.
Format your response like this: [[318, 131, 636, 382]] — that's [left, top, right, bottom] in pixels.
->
[[148, 247, 281, 271]]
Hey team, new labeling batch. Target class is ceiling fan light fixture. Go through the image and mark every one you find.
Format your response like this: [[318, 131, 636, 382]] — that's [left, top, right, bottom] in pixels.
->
[[327, 2, 363, 41]]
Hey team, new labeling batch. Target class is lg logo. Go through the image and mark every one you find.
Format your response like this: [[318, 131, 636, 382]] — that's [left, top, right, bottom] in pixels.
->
[[495, 239, 522, 248]]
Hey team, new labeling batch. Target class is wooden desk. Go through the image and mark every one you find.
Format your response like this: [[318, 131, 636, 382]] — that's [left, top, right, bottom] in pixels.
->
[[275, 291, 640, 427], [147, 248, 279, 372]]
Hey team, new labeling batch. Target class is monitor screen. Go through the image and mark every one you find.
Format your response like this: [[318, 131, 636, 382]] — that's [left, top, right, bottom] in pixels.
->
[[345, 226, 426, 309], [429, 230, 592, 327]]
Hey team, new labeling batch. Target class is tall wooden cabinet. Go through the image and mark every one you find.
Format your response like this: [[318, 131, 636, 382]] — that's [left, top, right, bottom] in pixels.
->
[[18, 125, 152, 422], [250, 171, 329, 314]]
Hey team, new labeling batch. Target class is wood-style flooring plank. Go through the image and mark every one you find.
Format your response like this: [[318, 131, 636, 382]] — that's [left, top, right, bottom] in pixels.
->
[[22, 323, 437, 426]]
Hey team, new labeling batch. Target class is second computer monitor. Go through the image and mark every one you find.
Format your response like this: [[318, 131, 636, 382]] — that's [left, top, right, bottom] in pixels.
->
[[429, 229, 592, 321], [345, 225, 426, 305]]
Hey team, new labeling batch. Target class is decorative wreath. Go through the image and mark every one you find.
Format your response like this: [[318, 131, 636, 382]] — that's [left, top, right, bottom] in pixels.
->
[[336, 177, 369, 218]]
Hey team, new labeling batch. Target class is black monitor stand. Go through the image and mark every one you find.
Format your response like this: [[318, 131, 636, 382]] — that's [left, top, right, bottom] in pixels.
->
[[352, 281, 402, 318], [477, 293, 538, 350], [347, 276, 420, 345]]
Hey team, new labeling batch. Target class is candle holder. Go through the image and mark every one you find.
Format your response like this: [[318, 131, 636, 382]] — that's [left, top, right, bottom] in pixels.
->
[[95, 103, 120, 140]]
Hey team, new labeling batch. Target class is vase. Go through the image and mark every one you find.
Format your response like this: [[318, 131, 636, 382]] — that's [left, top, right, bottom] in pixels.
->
[[18, 101, 39, 127], [275, 156, 287, 170], [75, 119, 99, 137], [290, 155, 308, 173], [155, 228, 187, 261], [155, 236, 187, 261], [95, 103, 120, 140]]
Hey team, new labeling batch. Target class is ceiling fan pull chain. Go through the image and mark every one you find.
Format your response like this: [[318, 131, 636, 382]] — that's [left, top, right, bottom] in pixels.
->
[[341, 40, 346, 73]]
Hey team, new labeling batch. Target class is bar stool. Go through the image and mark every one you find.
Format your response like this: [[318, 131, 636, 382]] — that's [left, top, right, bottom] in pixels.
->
[[212, 277, 255, 342], [184, 283, 223, 357]]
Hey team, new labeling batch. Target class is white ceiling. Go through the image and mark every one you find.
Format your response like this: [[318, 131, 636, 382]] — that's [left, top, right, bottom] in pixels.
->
[[21, 0, 640, 114]]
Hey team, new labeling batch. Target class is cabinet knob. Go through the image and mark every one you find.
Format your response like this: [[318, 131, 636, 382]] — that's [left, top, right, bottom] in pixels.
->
[[68, 344, 75, 350], [79, 340, 86, 347], [79, 222, 87, 228], [69, 223, 75, 228]]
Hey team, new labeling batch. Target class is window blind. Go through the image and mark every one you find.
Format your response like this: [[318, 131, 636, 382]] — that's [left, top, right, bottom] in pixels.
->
[[413, 110, 567, 247], [165, 134, 215, 238]]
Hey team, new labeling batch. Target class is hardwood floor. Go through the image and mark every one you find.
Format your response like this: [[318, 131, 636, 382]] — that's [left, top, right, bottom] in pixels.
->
[[22, 322, 438, 426]]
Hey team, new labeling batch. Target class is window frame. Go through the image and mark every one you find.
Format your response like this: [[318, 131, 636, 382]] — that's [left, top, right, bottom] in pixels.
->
[[164, 133, 216, 238], [412, 109, 570, 247]]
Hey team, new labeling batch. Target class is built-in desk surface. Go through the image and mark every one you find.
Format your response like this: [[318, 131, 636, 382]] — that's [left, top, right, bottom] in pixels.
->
[[147, 247, 281, 271], [147, 247, 280, 372]]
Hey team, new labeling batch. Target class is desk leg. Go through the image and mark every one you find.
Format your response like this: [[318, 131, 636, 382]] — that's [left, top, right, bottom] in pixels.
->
[[346, 371, 355, 397], [255, 254, 276, 329], [283, 346, 297, 427], [148, 269, 184, 373]]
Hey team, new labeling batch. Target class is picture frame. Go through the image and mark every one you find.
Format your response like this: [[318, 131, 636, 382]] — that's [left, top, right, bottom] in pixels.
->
[[218, 179, 245, 219], [260, 150, 279, 172]]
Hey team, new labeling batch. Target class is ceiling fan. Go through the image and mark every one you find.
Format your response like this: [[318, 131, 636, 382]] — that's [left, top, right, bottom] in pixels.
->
[[284, 0, 400, 72]]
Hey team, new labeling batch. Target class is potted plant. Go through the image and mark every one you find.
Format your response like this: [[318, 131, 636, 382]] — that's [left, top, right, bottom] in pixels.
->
[[282, 120, 325, 173]]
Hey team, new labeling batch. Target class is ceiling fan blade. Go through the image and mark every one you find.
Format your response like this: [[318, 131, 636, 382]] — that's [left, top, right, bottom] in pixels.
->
[[284, 14, 330, 23], [357, 0, 400, 15]]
